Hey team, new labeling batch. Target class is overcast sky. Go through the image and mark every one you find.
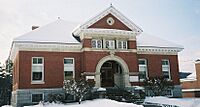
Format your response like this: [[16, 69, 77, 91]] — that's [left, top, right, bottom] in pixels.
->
[[0, 0, 199, 72]]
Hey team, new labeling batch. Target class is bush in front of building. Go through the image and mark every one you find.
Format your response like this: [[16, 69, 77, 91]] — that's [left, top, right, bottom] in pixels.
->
[[143, 76, 174, 97], [63, 78, 93, 104]]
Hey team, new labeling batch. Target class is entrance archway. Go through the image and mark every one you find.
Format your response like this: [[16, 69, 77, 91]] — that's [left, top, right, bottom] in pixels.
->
[[100, 61, 123, 87], [95, 55, 130, 88]]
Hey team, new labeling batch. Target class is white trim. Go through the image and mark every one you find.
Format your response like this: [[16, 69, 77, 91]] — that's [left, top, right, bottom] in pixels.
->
[[137, 47, 182, 55], [64, 58, 75, 79], [182, 89, 200, 92], [31, 57, 44, 83], [80, 30, 136, 41], [81, 47, 137, 53], [73, 6, 142, 36], [180, 78, 197, 82], [138, 59, 148, 81], [10, 42, 82, 61], [162, 59, 171, 80], [95, 55, 130, 87]]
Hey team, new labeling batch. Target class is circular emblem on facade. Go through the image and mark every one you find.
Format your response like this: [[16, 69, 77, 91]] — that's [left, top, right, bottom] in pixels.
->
[[106, 17, 115, 25]]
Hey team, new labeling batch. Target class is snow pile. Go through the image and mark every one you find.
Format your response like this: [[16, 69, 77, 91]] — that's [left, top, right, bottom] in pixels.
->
[[23, 99, 142, 107], [145, 96, 200, 107], [2, 106, 12, 107]]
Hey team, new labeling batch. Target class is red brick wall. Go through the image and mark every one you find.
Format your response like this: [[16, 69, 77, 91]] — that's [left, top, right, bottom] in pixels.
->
[[116, 52, 138, 73], [89, 13, 131, 31], [128, 41, 137, 49], [82, 38, 92, 48], [17, 51, 82, 89], [81, 51, 138, 73], [82, 51, 108, 72], [137, 54, 180, 85], [14, 50, 181, 89]]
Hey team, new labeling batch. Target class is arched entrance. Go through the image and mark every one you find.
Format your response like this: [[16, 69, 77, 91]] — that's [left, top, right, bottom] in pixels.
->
[[100, 61, 123, 87], [95, 55, 130, 88]]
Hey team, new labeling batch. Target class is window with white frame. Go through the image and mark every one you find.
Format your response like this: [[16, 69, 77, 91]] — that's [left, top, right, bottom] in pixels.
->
[[91, 39, 102, 49], [138, 59, 148, 81], [31, 93, 44, 103], [64, 58, 74, 80], [162, 59, 171, 79], [117, 40, 127, 49], [105, 40, 115, 49], [32, 57, 44, 82]]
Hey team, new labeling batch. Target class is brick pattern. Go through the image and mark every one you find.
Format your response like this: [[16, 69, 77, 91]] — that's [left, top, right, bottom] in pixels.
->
[[82, 38, 92, 48], [128, 41, 137, 49], [137, 54, 180, 85], [16, 51, 82, 89]]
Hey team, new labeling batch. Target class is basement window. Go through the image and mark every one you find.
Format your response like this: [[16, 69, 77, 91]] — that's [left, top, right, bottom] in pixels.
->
[[31, 94, 44, 103]]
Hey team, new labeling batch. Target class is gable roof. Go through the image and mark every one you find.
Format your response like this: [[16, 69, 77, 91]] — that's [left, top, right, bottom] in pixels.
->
[[14, 19, 79, 44], [137, 33, 184, 49], [73, 5, 142, 36]]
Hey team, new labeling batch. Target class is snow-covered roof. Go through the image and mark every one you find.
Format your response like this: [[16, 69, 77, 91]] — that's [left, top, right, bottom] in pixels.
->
[[14, 19, 79, 44], [13, 19, 183, 50], [137, 33, 184, 49]]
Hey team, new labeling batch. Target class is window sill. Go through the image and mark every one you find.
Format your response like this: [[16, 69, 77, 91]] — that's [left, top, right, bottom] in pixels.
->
[[31, 81, 45, 84]]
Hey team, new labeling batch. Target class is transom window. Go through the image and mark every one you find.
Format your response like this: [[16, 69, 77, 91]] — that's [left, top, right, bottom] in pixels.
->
[[138, 59, 148, 81], [91, 39, 102, 49], [105, 40, 115, 49], [117, 40, 127, 49], [32, 57, 44, 83], [162, 59, 171, 79], [64, 58, 75, 80]]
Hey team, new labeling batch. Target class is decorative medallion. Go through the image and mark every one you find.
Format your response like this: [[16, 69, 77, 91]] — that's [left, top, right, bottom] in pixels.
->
[[106, 17, 115, 25]]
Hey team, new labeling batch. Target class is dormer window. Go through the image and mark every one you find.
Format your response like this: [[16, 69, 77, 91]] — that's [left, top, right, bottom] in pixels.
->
[[91, 39, 102, 49]]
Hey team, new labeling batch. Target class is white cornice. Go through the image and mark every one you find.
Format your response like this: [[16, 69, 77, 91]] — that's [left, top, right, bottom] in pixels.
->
[[80, 29, 136, 40], [73, 6, 142, 36], [81, 48, 137, 53], [10, 42, 82, 61], [137, 46, 183, 55]]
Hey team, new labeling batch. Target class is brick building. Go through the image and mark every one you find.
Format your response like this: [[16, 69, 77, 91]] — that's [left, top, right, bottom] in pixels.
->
[[181, 60, 200, 97], [9, 6, 183, 107]]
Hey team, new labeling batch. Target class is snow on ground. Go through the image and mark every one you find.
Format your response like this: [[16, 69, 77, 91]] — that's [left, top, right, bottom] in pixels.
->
[[20, 99, 143, 107], [2, 106, 12, 107], [145, 96, 200, 107]]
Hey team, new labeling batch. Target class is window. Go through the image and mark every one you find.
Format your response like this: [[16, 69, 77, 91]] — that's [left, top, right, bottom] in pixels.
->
[[105, 40, 115, 49], [64, 58, 74, 80], [162, 59, 171, 79], [91, 39, 102, 49], [31, 94, 43, 103], [117, 40, 127, 49], [138, 59, 148, 81], [32, 57, 44, 82]]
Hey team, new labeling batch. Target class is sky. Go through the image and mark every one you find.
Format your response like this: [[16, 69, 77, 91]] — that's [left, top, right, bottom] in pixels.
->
[[0, 0, 199, 73]]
